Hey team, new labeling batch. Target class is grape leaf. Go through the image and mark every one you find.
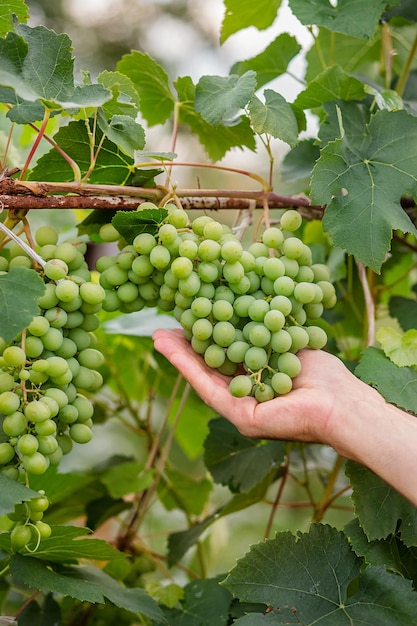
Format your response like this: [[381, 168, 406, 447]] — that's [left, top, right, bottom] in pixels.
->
[[223, 524, 417, 624], [101, 462, 154, 499], [97, 69, 141, 119], [0, 0, 28, 37], [389, 296, 417, 331], [221, 0, 281, 43], [112, 208, 168, 243], [376, 327, 417, 367], [157, 468, 212, 516], [346, 462, 417, 547], [281, 139, 321, 184], [168, 515, 217, 567], [249, 90, 299, 146], [116, 51, 175, 126], [311, 109, 417, 272], [355, 346, 417, 413], [160, 577, 232, 625], [289, 0, 389, 39], [204, 418, 285, 493], [231, 34, 301, 89], [176, 76, 256, 161], [0, 475, 40, 516], [195, 71, 257, 126], [97, 112, 145, 157], [295, 65, 366, 110], [29, 120, 134, 185], [10, 556, 166, 622], [0, 267, 45, 343]]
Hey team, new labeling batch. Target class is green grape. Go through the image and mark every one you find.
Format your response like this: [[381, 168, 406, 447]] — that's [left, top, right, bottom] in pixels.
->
[[178, 239, 198, 259], [22, 452, 49, 475], [304, 303, 324, 320], [270, 295, 292, 316], [203, 220, 224, 241], [35, 225, 59, 247], [260, 276, 275, 296], [204, 344, 226, 368], [212, 299, 234, 321], [239, 250, 256, 272], [287, 325, 309, 351], [222, 261, 244, 284], [229, 375, 253, 397], [55, 242, 77, 264], [306, 325, 328, 349], [35, 520, 52, 539], [248, 299, 269, 322], [57, 404, 78, 424], [44, 259, 68, 280], [171, 256, 193, 279], [271, 372, 293, 395], [293, 282, 316, 304], [17, 433, 39, 455], [311, 263, 331, 282], [198, 239, 221, 262], [37, 283, 59, 309], [55, 338, 78, 359], [9, 255, 32, 269], [212, 321, 236, 347], [10, 524, 33, 550], [178, 272, 201, 297], [55, 279, 80, 303], [248, 241, 269, 258], [214, 285, 235, 304], [101, 265, 129, 287], [77, 348, 105, 369], [0, 373, 15, 392], [44, 307, 68, 328], [191, 336, 211, 355], [280, 256, 299, 278], [295, 266, 314, 283], [41, 328, 64, 351], [196, 282, 215, 299], [192, 215, 214, 236], [261, 227, 284, 249], [72, 395, 94, 421], [280, 209, 302, 232], [270, 329, 292, 353], [196, 261, 218, 283], [99, 222, 120, 242], [0, 391, 21, 415], [263, 309, 285, 332], [3, 346, 26, 367], [64, 311, 84, 329], [167, 208, 189, 228], [35, 419, 57, 436], [45, 356, 69, 378], [2, 411, 27, 436], [27, 316, 50, 337], [254, 384, 274, 402], [159, 284, 176, 303], [191, 297, 212, 318], [45, 387, 69, 409], [277, 352, 301, 378], [263, 257, 285, 280], [158, 223, 178, 245], [227, 341, 250, 363], [37, 435, 59, 455], [149, 245, 171, 270], [0, 442, 15, 464], [233, 295, 255, 318], [248, 324, 271, 348], [69, 423, 93, 444], [244, 346, 268, 370], [221, 240, 243, 263], [117, 248, 137, 270], [72, 366, 96, 390], [80, 313, 100, 332]]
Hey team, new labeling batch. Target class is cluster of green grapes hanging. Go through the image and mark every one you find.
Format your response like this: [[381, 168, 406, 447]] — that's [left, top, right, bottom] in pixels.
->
[[0, 226, 105, 484], [97, 203, 336, 401]]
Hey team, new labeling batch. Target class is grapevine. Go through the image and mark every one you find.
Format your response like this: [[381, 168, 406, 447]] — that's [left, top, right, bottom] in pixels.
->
[[97, 203, 336, 401]]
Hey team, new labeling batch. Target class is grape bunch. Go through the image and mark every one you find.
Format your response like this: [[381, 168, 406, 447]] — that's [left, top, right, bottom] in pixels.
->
[[0, 226, 106, 479], [8, 491, 51, 552], [97, 204, 336, 401]]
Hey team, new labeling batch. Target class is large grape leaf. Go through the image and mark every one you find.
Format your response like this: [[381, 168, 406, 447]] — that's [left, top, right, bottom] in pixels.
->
[[346, 462, 417, 547], [223, 524, 417, 624], [204, 417, 285, 493], [355, 346, 417, 413], [231, 34, 301, 89], [311, 109, 417, 272], [175, 76, 256, 161], [10, 556, 166, 622], [116, 51, 175, 126], [249, 90, 299, 146], [376, 327, 417, 367], [195, 71, 257, 126], [221, 0, 281, 43], [0, 266, 45, 343], [0, 25, 110, 121], [295, 65, 366, 110], [29, 120, 135, 185], [0, 0, 28, 37], [289, 0, 389, 39], [160, 577, 232, 625]]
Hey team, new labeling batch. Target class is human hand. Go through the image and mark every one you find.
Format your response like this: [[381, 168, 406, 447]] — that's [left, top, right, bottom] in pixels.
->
[[152, 328, 371, 455]]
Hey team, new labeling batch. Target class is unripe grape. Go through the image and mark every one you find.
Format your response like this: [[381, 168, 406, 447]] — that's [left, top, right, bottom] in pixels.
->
[[0, 442, 16, 464], [280, 209, 302, 232], [261, 227, 284, 249], [271, 372, 293, 395], [99, 222, 120, 242], [2, 411, 27, 436], [70, 423, 93, 444], [22, 452, 49, 475], [55, 242, 77, 264], [55, 279, 80, 303], [10, 524, 32, 550], [229, 375, 253, 398], [44, 259, 68, 280], [35, 225, 59, 247], [17, 433, 39, 455], [204, 344, 226, 368], [0, 391, 21, 415], [3, 346, 26, 367]]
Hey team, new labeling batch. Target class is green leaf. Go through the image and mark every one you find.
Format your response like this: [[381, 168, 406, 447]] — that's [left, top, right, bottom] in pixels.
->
[[29, 120, 134, 184], [221, 0, 281, 43], [97, 112, 145, 157], [355, 346, 417, 413], [249, 90, 299, 146], [112, 208, 168, 243], [223, 524, 417, 624], [281, 139, 321, 184], [195, 71, 257, 126], [231, 34, 301, 89], [376, 327, 417, 367], [295, 65, 366, 110], [204, 418, 285, 493], [0, 475, 40, 516], [346, 462, 417, 547], [167, 515, 217, 567], [10, 556, 166, 622], [312, 109, 417, 272], [97, 69, 141, 119], [161, 577, 232, 625], [116, 51, 175, 126], [289, 0, 389, 39], [0, 0, 28, 38], [389, 296, 417, 331], [101, 461, 154, 499], [0, 267, 45, 343], [176, 76, 256, 161], [157, 468, 212, 516]]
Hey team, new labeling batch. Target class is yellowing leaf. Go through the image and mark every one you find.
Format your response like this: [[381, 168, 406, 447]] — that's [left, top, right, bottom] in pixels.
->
[[377, 327, 417, 367]]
